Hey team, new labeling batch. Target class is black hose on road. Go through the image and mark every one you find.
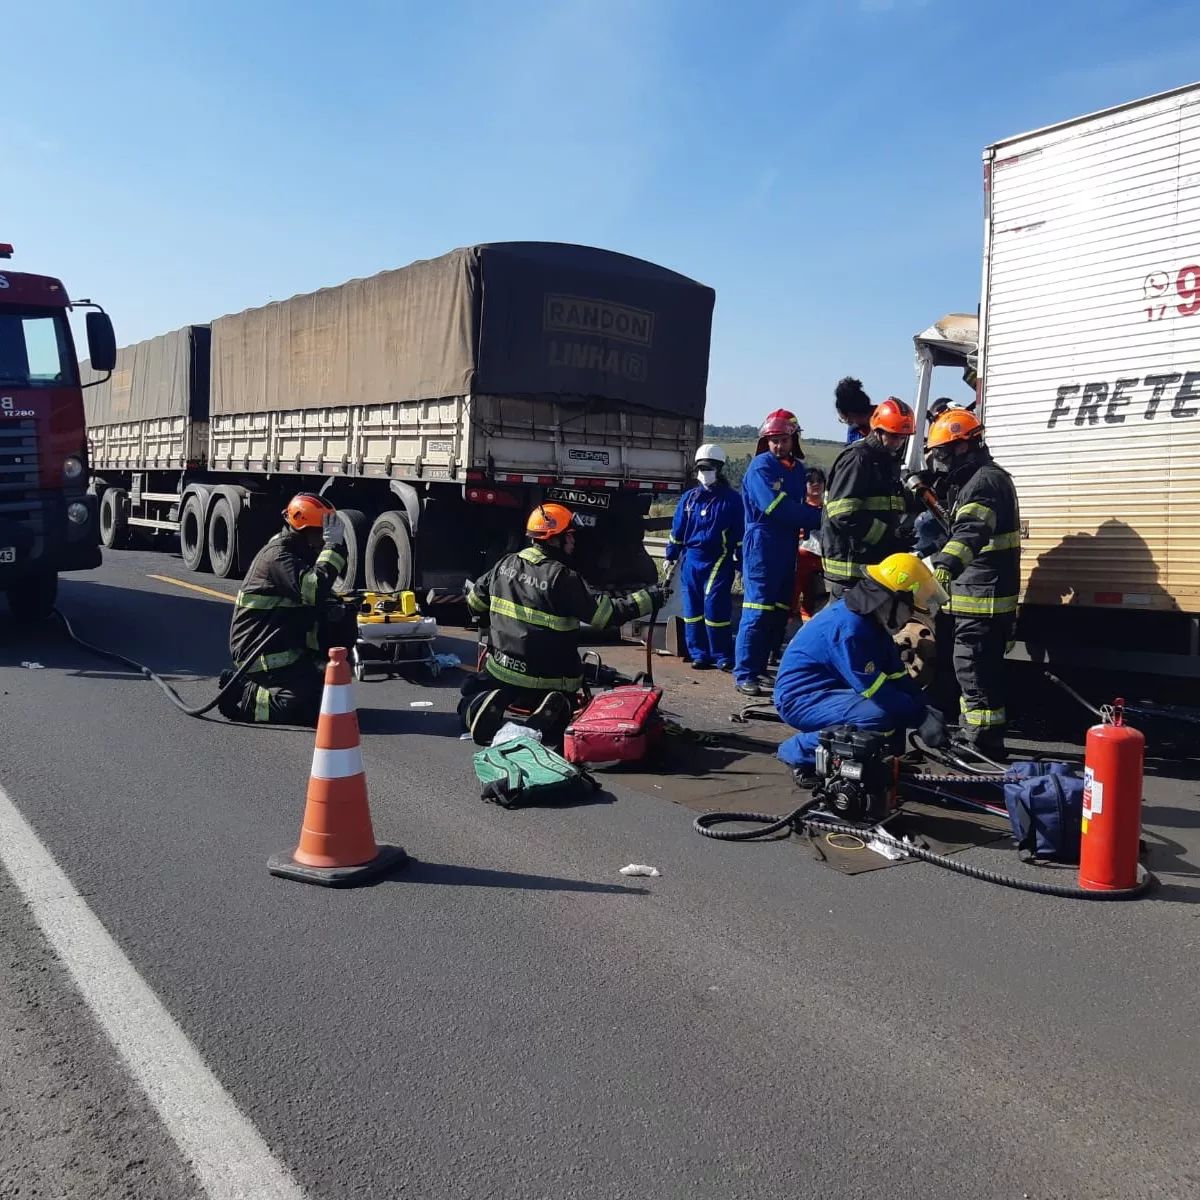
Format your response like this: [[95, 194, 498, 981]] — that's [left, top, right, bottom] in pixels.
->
[[52, 607, 281, 719], [692, 804, 1157, 900]]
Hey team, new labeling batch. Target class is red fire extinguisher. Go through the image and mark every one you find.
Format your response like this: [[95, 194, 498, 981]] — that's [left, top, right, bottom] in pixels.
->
[[1079, 698, 1144, 892]]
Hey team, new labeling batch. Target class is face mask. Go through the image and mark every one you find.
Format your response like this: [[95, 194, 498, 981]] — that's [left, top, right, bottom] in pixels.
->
[[697, 468, 718, 487]]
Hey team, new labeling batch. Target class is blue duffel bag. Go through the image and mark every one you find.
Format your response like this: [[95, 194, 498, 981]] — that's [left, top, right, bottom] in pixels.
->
[[1003, 762, 1085, 862]]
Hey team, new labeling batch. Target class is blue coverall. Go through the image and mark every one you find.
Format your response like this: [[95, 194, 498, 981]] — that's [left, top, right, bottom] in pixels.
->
[[774, 599, 927, 769], [733, 453, 822, 686], [665, 481, 744, 668]]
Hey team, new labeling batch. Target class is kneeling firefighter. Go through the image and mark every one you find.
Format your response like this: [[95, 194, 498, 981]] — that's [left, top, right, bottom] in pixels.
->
[[220, 493, 355, 725], [666, 444, 744, 671], [925, 408, 1021, 753], [460, 503, 663, 745], [773, 553, 947, 778]]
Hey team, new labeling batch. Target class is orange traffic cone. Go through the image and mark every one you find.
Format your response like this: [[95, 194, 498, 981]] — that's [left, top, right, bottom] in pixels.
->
[[268, 647, 406, 886]]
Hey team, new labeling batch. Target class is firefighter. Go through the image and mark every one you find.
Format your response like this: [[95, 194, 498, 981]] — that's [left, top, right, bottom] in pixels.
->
[[774, 553, 948, 780], [460, 503, 663, 745], [733, 410, 822, 697], [821, 396, 916, 600], [219, 493, 353, 725], [925, 408, 1021, 754], [666, 444, 743, 671]]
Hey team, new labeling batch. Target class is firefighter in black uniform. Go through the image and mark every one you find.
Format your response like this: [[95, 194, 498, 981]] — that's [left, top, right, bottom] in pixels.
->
[[459, 503, 663, 745], [925, 409, 1021, 754], [219, 493, 353, 725], [822, 397, 917, 598]]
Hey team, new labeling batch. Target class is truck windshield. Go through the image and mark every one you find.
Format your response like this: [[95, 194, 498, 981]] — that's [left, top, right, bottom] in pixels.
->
[[0, 311, 76, 388]]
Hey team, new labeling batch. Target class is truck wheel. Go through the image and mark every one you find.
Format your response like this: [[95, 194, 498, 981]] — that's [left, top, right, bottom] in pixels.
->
[[207, 497, 240, 579], [7, 572, 58, 623], [334, 507, 370, 594], [179, 494, 209, 573], [99, 489, 130, 550], [365, 510, 413, 593]]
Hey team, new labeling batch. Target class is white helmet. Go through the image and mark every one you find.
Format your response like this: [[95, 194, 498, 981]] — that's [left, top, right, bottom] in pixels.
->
[[694, 443, 727, 465]]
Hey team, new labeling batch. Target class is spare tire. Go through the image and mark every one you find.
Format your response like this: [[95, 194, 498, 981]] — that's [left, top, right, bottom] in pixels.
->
[[365, 510, 413, 593], [333, 507, 370, 594], [179, 493, 209, 572], [99, 488, 130, 550]]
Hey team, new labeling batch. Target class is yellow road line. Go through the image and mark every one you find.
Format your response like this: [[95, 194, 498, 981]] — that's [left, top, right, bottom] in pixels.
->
[[147, 574, 236, 604]]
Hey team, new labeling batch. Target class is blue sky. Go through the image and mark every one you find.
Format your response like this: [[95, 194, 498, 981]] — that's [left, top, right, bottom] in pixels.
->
[[6, 0, 1198, 437]]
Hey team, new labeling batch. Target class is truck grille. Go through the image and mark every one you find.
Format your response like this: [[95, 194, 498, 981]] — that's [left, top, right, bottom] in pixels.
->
[[0, 420, 45, 541]]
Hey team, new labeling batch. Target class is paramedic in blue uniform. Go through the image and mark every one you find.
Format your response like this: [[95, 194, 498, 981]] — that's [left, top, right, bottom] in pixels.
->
[[773, 553, 948, 781], [733, 409, 822, 697], [665, 444, 744, 672]]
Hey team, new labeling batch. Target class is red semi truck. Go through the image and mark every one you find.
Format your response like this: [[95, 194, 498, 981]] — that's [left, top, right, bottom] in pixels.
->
[[0, 244, 115, 620]]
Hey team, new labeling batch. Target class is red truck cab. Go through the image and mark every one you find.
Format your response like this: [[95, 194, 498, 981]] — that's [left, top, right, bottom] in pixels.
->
[[0, 244, 115, 620]]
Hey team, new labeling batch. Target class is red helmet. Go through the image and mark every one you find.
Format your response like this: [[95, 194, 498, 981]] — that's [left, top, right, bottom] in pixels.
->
[[756, 409, 802, 457], [525, 503, 575, 541], [869, 397, 916, 436], [283, 492, 335, 531]]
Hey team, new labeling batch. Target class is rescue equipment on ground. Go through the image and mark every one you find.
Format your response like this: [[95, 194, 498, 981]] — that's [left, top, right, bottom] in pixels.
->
[[268, 647, 406, 886], [53, 607, 282, 719], [812, 726, 900, 824], [694, 723, 1155, 900], [1079, 699, 1145, 892], [1002, 762, 1084, 862], [474, 735, 599, 809], [352, 590, 440, 679], [563, 684, 665, 768]]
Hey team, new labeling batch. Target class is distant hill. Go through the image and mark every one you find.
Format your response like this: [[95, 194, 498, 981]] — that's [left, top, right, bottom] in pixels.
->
[[701, 426, 844, 487]]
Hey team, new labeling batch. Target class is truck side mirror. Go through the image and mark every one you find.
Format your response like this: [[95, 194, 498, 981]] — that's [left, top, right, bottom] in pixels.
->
[[85, 311, 116, 372]]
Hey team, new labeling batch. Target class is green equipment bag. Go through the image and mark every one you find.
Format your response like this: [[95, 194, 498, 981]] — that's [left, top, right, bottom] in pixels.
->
[[473, 736, 599, 809]]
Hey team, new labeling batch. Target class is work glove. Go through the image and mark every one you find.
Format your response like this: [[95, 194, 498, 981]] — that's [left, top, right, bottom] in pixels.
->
[[904, 469, 935, 493], [645, 584, 666, 610], [916, 706, 949, 749], [934, 567, 953, 590], [322, 510, 347, 552]]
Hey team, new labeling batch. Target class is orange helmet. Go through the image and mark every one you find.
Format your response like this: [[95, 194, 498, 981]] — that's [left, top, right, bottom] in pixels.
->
[[927, 407, 983, 448], [283, 492, 335, 531], [869, 397, 916, 436], [525, 502, 575, 541]]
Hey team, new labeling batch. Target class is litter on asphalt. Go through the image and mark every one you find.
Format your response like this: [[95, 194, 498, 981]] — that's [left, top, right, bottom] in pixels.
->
[[619, 864, 661, 877]]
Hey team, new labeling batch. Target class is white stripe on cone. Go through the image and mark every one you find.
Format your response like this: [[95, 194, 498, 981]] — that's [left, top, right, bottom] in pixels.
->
[[310, 746, 365, 780], [319, 682, 356, 715]]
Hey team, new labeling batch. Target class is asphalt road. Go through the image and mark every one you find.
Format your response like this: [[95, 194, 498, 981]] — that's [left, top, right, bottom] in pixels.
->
[[2, 547, 1199, 1199]]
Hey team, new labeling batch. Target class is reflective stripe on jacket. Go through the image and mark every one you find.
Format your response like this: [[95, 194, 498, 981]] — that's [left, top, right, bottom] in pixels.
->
[[229, 530, 346, 671], [932, 455, 1021, 618], [821, 437, 908, 584], [467, 545, 653, 691]]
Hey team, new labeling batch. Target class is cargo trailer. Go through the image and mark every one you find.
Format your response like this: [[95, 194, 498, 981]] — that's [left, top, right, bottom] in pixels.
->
[[909, 83, 1200, 676], [84, 242, 714, 595]]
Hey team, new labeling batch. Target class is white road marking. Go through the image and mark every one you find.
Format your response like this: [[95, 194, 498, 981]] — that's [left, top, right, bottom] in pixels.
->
[[0, 782, 307, 1200]]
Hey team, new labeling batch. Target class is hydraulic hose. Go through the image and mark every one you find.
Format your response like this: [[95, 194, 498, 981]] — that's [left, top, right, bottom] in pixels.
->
[[693, 804, 1156, 900], [52, 607, 282, 719]]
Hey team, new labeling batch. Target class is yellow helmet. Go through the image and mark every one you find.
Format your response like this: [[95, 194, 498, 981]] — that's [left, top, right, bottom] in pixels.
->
[[865, 553, 948, 611]]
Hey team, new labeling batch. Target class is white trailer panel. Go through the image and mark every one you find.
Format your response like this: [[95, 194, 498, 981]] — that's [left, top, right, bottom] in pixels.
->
[[980, 83, 1200, 613]]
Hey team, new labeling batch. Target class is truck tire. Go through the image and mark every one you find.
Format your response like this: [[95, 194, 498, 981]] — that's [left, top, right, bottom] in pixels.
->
[[99, 488, 130, 550], [334, 507, 370, 594], [365, 510, 413, 593], [207, 497, 239, 579], [7, 572, 58, 623], [179, 493, 209, 573]]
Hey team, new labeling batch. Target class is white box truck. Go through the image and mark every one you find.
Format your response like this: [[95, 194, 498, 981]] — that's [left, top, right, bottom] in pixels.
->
[[83, 242, 714, 596], [911, 83, 1200, 676]]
